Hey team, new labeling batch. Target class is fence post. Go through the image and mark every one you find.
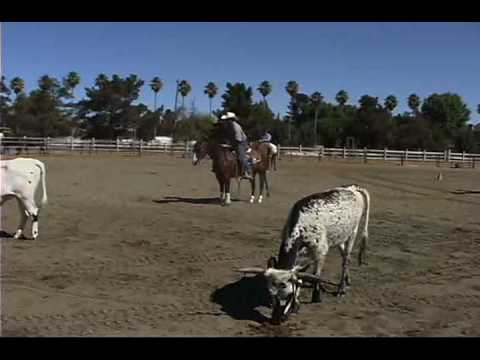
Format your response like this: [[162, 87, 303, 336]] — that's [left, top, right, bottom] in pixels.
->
[[423, 149, 427, 162], [139, 139, 143, 156], [447, 149, 451, 163], [116, 138, 120, 152], [443, 150, 447, 161], [405, 149, 409, 162], [343, 147, 347, 159], [299, 145, 302, 153], [70, 137, 74, 152], [384, 147, 387, 161], [363, 147, 368, 164], [277, 144, 281, 160], [23, 135, 27, 153], [462, 151, 465, 162], [91, 138, 95, 155], [318, 146, 323, 162], [473, 156, 476, 169], [163, 143, 167, 153], [46, 137, 50, 155]]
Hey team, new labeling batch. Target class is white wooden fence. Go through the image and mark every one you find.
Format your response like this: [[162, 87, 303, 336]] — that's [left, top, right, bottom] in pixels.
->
[[0, 137, 479, 167]]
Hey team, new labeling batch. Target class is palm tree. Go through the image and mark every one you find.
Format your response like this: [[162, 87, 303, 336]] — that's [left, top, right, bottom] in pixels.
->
[[311, 92, 323, 146], [335, 90, 349, 106], [204, 82, 218, 115], [257, 81, 272, 107], [384, 95, 398, 113], [178, 80, 192, 109], [408, 94, 421, 115], [10, 77, 25, 98], [38, 75, 60, 96], [150, 77, 164, 138], [285, 81, 299, 143], [64, 71, 81, 97]]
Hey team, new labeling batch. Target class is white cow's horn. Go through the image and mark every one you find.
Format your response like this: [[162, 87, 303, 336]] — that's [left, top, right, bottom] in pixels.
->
[[296, 272, 321, 283], [235, 267, 265, 274]]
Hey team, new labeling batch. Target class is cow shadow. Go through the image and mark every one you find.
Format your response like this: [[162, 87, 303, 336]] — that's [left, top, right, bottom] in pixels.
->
[[210, 275, 271, 324], [0, 230, 13, 239], [153, 196, 241, 205]]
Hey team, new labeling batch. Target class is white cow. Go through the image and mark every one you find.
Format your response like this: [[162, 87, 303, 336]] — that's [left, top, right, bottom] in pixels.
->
[[0, 158, 48, 239]]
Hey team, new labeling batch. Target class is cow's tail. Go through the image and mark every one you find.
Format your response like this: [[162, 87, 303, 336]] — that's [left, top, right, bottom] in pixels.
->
[[356, 187, 370, 266], [34, 160, 48, 207]]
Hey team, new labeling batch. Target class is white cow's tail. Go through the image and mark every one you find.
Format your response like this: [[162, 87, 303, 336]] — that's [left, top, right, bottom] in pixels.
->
[[356, 187, 370, 266], [34, 160, 48, 207]]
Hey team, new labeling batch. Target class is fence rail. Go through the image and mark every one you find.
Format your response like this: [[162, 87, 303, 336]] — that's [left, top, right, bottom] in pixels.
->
[[1, 137, 479, 167]]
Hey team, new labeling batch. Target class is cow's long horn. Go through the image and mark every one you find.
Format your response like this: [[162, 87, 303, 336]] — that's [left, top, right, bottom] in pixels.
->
[[235, 267, 265, 274], [296, 272, 321, 283]]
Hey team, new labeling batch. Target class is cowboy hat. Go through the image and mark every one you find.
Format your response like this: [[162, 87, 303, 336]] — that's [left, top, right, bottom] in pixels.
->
[[220, 112, 237, 120]]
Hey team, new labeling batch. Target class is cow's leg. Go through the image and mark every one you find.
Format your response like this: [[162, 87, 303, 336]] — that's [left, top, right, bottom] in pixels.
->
[[13, 198, 28, 239], [310, 230, 329, 303], [338, 243, 352, 287], [311, 253, 327, 303], [21, 198, 40, 239], [337, 229, 358, 297]]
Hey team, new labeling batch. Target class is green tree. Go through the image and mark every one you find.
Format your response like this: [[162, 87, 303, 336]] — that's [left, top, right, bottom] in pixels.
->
[[204, 82, 218, 115], [421, 93, 470, 135], [63, 71, 81, 98], [10, 77, 25, 98], [257, 81, 272, 107], [310, 91, 324, 146], [335, 90, 349, 106], [79, 73, 145, 138], [408, 94, 421, 115], [285, 81, 299, 143], [150, 77, 164, 138], [221, 82, 253, 121], [0, 76, 11, 127], [178, 80, 192, 109], [384, 95, 398, 113]]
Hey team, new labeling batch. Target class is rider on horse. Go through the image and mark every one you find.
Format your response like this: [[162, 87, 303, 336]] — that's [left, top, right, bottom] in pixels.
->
[[214, 112, 253, 179]]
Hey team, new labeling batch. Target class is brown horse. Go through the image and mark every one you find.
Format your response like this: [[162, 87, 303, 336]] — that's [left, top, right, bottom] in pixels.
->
[[192, 140, 239, 206], [246, 142, 273, 204]]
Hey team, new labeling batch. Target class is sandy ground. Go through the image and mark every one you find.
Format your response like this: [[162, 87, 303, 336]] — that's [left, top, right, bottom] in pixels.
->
[[1, 154, 480, 337]]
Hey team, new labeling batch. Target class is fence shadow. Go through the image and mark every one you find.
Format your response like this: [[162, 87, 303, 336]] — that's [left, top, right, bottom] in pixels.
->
[[210, 275, 271, 324], [153, 196, 241, 205]]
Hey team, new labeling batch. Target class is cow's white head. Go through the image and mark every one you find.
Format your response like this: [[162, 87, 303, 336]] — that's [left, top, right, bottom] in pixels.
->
[[236, 257, 320, 325]]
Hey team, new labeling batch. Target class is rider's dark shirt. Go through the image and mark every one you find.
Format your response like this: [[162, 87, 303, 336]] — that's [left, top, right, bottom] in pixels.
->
[[215, 120, 236, 146]]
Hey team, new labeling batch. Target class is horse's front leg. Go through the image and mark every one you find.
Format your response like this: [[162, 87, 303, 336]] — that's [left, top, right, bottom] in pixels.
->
[[219, 180, 225, 205], [258, 172, 265, 203], [224, 179, 232, 206], [249, 173, 256, 203]]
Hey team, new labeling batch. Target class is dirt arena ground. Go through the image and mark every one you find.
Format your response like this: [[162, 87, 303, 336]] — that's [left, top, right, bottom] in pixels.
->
[[1, 154, 480, 336]]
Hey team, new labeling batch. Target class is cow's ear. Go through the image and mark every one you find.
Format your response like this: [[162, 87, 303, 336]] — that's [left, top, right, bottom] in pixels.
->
[[267, 256, 277, 269]]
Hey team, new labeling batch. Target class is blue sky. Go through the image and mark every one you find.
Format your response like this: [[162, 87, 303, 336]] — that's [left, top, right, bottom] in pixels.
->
[[3, 22, 480, 122]]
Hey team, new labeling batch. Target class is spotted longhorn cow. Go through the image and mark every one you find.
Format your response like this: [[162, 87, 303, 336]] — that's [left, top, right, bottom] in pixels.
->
[[237, 184, 370, 324]]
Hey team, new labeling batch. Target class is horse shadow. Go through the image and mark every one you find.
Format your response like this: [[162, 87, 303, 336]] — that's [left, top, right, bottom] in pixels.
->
[[210, 275, 271, 324], [449, 189, 480, 195], [153, 196, 241, 205]]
